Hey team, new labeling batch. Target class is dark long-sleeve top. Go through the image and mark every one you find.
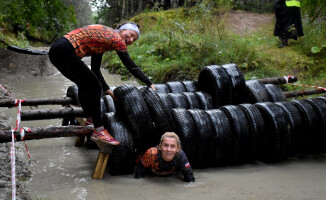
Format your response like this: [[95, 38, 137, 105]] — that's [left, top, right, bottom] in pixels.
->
[[64, 24, 152, 91], [134, 147, 195, 182]]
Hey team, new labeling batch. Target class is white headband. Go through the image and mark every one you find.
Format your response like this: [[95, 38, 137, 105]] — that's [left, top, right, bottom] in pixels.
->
[[119, 23, 140, 38]]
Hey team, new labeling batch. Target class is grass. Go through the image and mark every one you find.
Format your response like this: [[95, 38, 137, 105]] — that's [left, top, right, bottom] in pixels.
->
[[103, 7, 326, 93]]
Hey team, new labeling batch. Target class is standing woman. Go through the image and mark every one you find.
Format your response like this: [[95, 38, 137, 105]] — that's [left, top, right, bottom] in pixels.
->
[[274, 0, 304, 48], [49, 22, 155, 145]]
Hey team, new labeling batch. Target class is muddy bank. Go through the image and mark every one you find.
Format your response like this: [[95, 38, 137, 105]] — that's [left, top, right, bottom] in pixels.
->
[[0, 46, 53, 200]]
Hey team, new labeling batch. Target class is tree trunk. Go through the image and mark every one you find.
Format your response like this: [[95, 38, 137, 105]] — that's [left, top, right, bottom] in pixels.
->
[[21, 107, 86, 121], [257, 76, 297, 85], [0, 97, 73, 107], [284, 89, 326, 98], [0, 126, 93, 143]]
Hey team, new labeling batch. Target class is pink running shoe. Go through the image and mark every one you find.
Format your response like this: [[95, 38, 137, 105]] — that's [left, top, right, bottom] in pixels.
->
[[85, 119, 93, 126], [90, 129, 120, 146]]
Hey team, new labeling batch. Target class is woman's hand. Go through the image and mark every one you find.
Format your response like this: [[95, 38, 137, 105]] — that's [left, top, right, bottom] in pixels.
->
[[106, 89, 117, 101], [150, 84, 156, 92]]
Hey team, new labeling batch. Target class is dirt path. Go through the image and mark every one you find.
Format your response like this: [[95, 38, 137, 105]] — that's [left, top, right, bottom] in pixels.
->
[[226, 10, 275, 35]]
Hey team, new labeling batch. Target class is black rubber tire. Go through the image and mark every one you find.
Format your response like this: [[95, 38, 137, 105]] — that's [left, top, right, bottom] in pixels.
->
[[171, 108, 197, 167], [140, 87, 176, 141], [188, 109, 214, 168], [220, 105, 251, 164], [113, 84, 156, 152], [304, 98, 326, 153], [194, 91, 214, 110], [290, 99, 320, 154], [66, 85, 81, 106], [182, 92, 201, 109], [156, 93, 174, 110], [197, 65, 232, 107], [238, 104, 265, 161], [205, 109, 232, 166], [275, 102, 303, 156], [153, 84, 170, 93], [182, 81, 197, 92], [245, 80, 270, 103], [166, 93, 190, 109], [103, 113, 135, 175], [264, 84, 286, 102], [103, 95, 116, 113], [255, 102, 289, 162], [221, 63, 247, 105], [166, 81, 187, 93]]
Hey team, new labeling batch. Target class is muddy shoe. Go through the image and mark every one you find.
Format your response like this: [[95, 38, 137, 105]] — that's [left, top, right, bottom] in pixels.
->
[[85, 119, 93, 126], [90, 129, 120, 146]]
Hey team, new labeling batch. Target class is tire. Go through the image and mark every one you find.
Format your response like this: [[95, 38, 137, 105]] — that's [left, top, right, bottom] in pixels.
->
[[113, 84, 156, 152], [140, 87, 176, 141], [194, 91, 214, 110], [197, 65, 232, 107], [182, 92, 201, 109], [275, 102, 303, 156], [166, 81, 187, 93], [238, 104, 265, 161], [153, 84, 170, 93], [264, 84, 286, 102], [255, 102, 289, 162], [166, 93, 190, 109], [156, 93, 174, 110], [220, 105, 251, 164], [245, 80, 270, 103], [205, 109, 232, 166], [290, 99, 320, 154], [304, 98, 326, 153], [103, 113, 135, 175], [66, 85, 81, 106], [221, 63, 247, 105], [103, 95, 116, 113], [182, 81, 197, 92], [188, 109, 214, 168], [171, 108, 197, 168]]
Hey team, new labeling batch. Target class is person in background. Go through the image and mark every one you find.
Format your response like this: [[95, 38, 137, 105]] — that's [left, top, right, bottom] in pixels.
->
[[134, 132, 195, 182], [274, 0, 304, 48], [49, 22, 156, 145]]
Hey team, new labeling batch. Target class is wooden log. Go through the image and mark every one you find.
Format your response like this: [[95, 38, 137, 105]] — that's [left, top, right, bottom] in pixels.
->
[[0, 97, 73, 107], [284, 88, 326, 98], [258, 75, 297, 85], [21, 107, 86, 121], [0, 125, 93, 143]]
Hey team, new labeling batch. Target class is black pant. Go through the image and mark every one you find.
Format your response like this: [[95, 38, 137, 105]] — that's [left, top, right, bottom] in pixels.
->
[[49, 37, 103, 128]]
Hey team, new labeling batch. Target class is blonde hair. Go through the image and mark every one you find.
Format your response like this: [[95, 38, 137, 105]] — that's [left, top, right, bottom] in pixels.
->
[[159, 132, 181, 149]]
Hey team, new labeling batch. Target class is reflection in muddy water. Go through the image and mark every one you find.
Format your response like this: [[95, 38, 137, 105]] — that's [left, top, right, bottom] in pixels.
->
[[3, 68, 326, 200]]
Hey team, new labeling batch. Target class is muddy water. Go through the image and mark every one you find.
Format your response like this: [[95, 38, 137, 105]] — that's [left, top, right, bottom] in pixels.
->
[[4, 69, 326, 200]]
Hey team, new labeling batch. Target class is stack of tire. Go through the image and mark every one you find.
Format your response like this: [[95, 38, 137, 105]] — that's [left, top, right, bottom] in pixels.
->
[[65, 63, 326, 175]]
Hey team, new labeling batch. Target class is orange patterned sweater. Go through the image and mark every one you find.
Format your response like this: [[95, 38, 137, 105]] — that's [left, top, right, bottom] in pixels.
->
[[64, 24, 127, 58]]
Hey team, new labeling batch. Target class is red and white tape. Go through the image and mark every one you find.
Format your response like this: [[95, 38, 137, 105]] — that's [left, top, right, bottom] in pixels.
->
[[283, 75, 326, 91], [1, 83, 30, 200], [286, 83, 326, 91]]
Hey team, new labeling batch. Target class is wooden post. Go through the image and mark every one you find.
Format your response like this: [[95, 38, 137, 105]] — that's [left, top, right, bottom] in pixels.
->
[[92, 141, 113, 179]]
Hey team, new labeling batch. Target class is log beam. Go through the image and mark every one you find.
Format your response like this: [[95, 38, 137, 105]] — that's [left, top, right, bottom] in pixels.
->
[[284, 88, 326, 98], [0, 97, 73, 107], [0, 126, 93, 143], [21, 107, 86, 121], [258, 75, 297, 85]]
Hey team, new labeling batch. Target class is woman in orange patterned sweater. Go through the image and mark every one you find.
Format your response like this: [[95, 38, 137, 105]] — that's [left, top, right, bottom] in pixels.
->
[[134, 132, 195, 182], [49, 22, 155, 145]]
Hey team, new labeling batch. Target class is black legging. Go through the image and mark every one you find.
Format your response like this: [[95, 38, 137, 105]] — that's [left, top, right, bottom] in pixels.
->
[[49, 37, 103, 128]]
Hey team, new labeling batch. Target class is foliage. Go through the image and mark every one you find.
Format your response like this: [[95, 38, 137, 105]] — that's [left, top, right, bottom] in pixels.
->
[[301, 0, 326, 22], [103, 4, 326, 89], [0, 0, 77, 43]]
